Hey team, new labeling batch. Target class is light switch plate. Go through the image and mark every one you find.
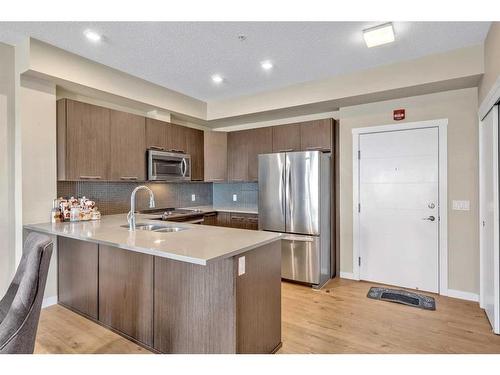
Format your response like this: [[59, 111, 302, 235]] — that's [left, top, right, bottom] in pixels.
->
[[452, 200, 470, 211], [191, 194, 196, 202], [238, 256, 245, 276], [232, 194, 238, 202]]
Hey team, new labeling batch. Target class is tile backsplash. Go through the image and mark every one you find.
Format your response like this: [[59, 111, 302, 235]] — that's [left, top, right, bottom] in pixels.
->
[[212, 182, 258, 211], [57, 181, 213, 215]]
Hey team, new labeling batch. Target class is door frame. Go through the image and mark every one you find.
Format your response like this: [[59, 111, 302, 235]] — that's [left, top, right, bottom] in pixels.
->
[[479, 105, 500, 333], [352, 119, 448, 295]]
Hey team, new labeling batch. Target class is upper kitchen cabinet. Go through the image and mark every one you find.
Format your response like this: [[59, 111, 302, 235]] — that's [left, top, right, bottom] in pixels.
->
[[247, 127, 273, 181], [204, 131, 227, 182], [168, 123, 188, 153], [272, 123, 301, 152], [110, 110, 146, 181], [227, 130, 249, 182], [185, 127, 204, 181], [57, 99, 111, 181], [145, 118, 170, 151], [300, 119, 333, 152]]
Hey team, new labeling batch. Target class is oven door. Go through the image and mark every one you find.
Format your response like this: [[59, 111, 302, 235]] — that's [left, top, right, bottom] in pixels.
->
[[148, 150, 191, 181]]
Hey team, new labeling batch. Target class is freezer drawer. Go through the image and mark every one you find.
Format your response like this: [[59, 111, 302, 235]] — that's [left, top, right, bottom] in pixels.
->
[[281, 234, 320, 285]]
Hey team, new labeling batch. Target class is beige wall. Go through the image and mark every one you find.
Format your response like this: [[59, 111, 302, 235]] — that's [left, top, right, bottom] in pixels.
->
[[20, 75, 58, 299], [339, 88, 479, 294], [479, 22, 500, 105], [0, 43, 16, 296]]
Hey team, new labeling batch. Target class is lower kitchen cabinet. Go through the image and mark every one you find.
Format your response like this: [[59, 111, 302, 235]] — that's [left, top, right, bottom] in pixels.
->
[[229, 213, 259, 230], [58, 237, 98, 319], [202, 212, 217, 225], [98, 245, 154, 346]]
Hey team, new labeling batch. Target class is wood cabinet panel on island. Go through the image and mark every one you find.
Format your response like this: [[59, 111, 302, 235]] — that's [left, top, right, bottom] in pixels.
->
[[57, 237, 98, 319], [54, 237, 282, 353], [99, 245, 154, 346]]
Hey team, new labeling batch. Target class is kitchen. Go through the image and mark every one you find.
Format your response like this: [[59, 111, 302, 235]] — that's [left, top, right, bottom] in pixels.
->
[[1, 9, 500, 372]]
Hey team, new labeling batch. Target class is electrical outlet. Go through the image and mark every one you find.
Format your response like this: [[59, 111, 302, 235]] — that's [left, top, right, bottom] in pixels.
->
[[232, 194, 238, 202], [238, 256, 245, 276], [191, 194, 196, 202]]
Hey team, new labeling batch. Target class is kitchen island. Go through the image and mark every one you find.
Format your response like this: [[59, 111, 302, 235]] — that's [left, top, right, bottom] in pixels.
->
[[25, 214, 282, 354]]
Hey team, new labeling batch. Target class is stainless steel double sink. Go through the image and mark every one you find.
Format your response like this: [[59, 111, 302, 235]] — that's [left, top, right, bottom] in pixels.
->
[[120, 223, 189, 233]]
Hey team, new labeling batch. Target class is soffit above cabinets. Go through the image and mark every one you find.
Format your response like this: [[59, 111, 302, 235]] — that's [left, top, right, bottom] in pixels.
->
[[0, 22, 490, 101]]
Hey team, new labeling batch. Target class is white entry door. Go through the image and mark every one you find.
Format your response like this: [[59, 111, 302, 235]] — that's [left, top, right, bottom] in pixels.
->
[[358, 127, 440, 293], [480, 105, 500, 334]]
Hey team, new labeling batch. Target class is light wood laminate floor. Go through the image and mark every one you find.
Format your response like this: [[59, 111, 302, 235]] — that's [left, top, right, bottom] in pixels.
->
[[35, 278, 500, 354]]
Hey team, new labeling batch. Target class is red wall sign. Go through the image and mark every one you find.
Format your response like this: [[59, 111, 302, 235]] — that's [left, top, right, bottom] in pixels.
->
[[393, 109, 405, 121]]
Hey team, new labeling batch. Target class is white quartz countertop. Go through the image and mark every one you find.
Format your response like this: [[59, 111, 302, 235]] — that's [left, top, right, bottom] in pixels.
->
[[182, 205, 258, 214], [24, 214, 279, 265]]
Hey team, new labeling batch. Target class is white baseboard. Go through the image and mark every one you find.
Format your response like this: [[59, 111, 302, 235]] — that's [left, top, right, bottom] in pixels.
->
[[42, 295, 58, 308], [340, 272, 356, 280], [444, 289, 479, 302]]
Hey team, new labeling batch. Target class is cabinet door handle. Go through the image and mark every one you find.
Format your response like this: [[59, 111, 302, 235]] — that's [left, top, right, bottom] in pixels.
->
[[79, 175, 101, 180], [169, 149, 186, 154], [231, 179, 244, 182], [306, 146, 324, 151], [209, 178, 225, 181], [279, 149, 294, 152], [149, 146, 165, 151], [120, 176, 138, 180]]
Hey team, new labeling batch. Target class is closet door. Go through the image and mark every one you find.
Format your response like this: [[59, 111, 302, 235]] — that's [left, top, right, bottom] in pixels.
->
[[480, 104, 500, 334]]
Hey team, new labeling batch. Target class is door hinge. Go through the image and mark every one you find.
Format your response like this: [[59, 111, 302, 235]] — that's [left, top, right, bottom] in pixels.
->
[[358, 150, 361, 160], [358, 257, 361, 267], [358, 203, 361, 213]]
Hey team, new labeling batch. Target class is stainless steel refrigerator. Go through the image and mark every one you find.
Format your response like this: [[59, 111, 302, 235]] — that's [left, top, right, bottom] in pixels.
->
[[258, 151, 331, 288]]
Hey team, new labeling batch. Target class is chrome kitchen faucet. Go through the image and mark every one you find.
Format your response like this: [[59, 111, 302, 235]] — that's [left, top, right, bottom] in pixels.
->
[[128, 185, 156, 231]]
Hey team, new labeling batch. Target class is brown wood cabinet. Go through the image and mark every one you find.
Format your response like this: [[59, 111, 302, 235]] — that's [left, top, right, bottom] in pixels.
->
[[272, 123, 301, 152], [185, 127, 204, 181], [204, 131, 227, 182], [57, 237, 98, 319], [145, 118, 170, 151], [215, 212, 231, 227], [247, 127, 273, 181], [99, 245, 154, 346], [227, 127, 272, 182], [202, 212, 217, 225], [300, 119, 333, 151], [57, 99, 111, 180], [229, 213, 259, 230], [110, 110, 146, 181], [58, 99, 204, 182], [227, 131, 249, 181]]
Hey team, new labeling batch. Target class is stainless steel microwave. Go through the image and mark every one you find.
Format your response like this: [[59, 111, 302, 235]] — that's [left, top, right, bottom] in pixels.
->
[[147, 150, 191, 181]]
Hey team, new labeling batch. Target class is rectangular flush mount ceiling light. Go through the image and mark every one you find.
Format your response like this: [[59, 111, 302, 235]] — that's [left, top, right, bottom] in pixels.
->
[[363, 22, 395, 48]]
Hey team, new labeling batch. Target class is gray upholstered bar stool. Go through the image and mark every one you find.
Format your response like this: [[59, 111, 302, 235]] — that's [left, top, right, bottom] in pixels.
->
[[0, 232, 53, 354]]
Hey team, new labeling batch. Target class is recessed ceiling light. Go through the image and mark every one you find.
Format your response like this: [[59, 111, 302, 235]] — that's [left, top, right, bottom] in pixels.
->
[[84, 29, 102, 42], [261, 61, 273, 71], [362, 23, 395, 48], [211, 74, 223, 84]]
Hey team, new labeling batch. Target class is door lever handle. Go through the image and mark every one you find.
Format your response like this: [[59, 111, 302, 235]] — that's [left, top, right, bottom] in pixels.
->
[[422, 216, 435, 221]]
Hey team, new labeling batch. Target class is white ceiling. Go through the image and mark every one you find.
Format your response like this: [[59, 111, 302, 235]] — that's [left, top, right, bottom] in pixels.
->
[[0, 22, 491, 101]]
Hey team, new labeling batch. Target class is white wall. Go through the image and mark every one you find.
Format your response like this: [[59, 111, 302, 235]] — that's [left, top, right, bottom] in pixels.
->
[[0, 42, 16, 296], [339, 88, 479, 294], [20, 75, 58, 300]]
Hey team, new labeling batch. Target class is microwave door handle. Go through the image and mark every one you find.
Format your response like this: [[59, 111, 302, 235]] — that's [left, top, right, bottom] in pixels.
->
[[181, 158, 187, 177]]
